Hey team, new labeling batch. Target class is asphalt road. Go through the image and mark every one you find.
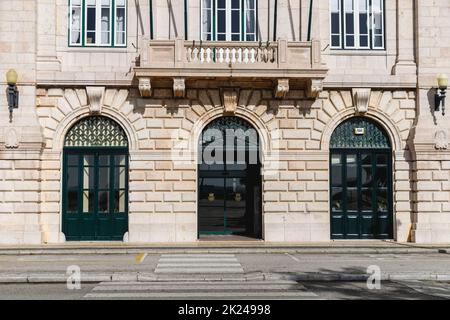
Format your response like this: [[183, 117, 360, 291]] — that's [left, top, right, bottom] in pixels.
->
[[0, 280, 448, 300], [0, 252, 449, 300]]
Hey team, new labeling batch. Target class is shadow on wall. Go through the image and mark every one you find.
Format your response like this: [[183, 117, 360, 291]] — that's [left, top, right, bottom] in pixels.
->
[[427, 88, 438, 125], [294, 99, 314, 117], [167, 0, 179, 38]]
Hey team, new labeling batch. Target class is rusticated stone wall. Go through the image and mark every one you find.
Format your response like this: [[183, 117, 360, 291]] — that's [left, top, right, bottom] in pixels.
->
[[30, 85, 415, 243]]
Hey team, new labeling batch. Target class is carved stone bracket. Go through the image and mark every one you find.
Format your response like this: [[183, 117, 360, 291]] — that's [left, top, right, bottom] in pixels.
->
[[138, 77, 152, 97], [173, 77, 185, 98], [86, 86, 105, 114], [352, 88, 371, 114], [274, 79, 289, 99], [434, 130, 449, 150], [223, 89, 238, 114], [307, 79, 323, 98], [5, 128, 19, 149]]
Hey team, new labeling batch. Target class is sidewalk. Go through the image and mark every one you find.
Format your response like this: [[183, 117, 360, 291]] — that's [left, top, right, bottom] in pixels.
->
[[0, 240, 449, 255]]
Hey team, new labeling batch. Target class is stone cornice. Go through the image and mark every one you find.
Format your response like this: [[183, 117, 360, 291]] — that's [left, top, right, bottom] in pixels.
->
[[134, 68, 328, 80]]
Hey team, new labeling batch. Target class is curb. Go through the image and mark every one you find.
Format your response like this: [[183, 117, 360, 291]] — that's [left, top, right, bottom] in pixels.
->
[[1, 272, 449, 284], [0, 247, 447, 255]]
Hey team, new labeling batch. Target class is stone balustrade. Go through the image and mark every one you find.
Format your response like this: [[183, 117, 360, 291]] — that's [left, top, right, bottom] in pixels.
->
[[185, 42, 277, 65]]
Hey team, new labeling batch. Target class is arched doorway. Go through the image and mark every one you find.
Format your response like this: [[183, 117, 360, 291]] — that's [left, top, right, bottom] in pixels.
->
[[62, 116, 129, 241], [330, 117, 393, 239], [198, 116, 262, 238]]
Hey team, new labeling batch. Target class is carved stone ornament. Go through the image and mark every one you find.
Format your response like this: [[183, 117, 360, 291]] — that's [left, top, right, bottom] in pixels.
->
[[173, 77, 185, 98], [86, 86, 105, 114], [138, 77, 152, 97], [434, 130, 449, 150], [307, 79, 323, 98], [352, 88, 371, 114], [223, 90, 238, 114], [5, 128, 19, 149], [274, 79, 289, 99]]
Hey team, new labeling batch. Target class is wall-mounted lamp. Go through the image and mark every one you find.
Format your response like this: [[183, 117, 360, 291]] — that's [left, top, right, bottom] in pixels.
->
[[435, 73, 448, 116], [6, 69, 19, 123]]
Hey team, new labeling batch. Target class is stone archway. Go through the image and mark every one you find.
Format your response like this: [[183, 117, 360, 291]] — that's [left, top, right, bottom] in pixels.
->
[[197, 116, 263, 239], [62, 116, 129, 241], [329, 116, 393, 239]]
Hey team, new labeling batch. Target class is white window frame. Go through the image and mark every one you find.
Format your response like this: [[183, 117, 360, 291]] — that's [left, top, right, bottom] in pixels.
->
[[201, 0, 213, 40], [115, 0, 127, 47], [330, 0, 342, 49], [358, 0, 370, 49], [69, 0, 83, 46], [371, 0, 384, 49], [244, 0, 256, 41], [330, 0, 385, 50], [85, 0, 112, 47], [201, 0, 257, 42], [343, 0, 355, 49], [69, 0, 127, 47]]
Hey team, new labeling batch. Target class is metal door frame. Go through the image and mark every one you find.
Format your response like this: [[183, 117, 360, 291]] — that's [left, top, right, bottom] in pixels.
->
[[330, 148, 393, 239], [62, 146, 129, 241]]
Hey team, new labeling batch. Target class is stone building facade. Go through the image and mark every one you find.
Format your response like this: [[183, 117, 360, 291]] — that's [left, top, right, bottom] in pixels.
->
[[0, 0, 449, 244]]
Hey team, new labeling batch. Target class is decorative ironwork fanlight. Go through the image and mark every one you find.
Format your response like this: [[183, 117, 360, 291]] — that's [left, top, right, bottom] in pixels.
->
[[330, 117, 390, 149], [64, 116, 128, 147]]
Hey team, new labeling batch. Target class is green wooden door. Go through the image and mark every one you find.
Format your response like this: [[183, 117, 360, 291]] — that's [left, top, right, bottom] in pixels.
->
[[62, 117, 129, 241], [330, 117, 393, 239]]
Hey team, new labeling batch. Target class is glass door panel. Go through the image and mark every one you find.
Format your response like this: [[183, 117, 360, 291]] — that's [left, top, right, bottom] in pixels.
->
[[63, 149, 128, 241], [225, 177, 247, 234], [198, 177, 226, 233], [330, 149, 392, 239]]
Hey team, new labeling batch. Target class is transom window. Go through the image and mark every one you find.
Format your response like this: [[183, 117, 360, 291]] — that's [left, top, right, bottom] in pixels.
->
[[202, 0, 257, 41], [330, 0, 384, 50], [69, 0, 127, 47]]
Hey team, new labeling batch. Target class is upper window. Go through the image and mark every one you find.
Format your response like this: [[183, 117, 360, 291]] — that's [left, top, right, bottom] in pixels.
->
[[330, 0, 384, 50], [202, 0, 257, 41], [69, 0, 127, 47]]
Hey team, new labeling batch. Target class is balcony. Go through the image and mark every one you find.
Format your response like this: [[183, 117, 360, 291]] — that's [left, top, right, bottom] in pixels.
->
[[134, 38, 328, 99]]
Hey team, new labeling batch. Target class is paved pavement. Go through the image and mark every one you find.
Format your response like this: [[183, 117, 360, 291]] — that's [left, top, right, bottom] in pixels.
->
[[0, 240, 449, 255]]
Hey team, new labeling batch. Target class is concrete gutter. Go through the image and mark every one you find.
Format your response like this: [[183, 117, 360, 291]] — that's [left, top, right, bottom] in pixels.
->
[[0, 271, 449, 284]]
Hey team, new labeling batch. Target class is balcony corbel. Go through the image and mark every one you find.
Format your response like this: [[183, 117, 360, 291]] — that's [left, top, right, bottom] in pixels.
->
[[139, 77, 152, 97], [307, 79, 323, 98], [274, 79, 289, 99], [173, 77, 186, 98]]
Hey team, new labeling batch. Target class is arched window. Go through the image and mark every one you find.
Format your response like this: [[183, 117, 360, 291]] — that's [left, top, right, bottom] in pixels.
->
[[330, 117, 393, 239], [62, 116, 129, 241]]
